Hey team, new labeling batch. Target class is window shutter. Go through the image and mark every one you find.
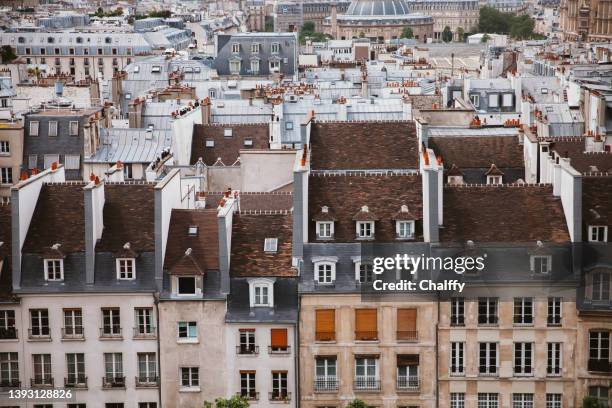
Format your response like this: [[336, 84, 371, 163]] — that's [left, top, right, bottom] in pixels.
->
[[397, 308, 417, 340], [355, 309, 377, 340], [315, 309, 335, 341], [271, 328, 288, 348], [397, 354, 419, 366]]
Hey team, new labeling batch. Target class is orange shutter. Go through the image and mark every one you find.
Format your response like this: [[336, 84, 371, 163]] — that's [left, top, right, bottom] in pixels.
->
[[355, 309, 377, 340], [271, 328, 288, 349], [397, 308, 417, 340], [315, 309, 335, 341]]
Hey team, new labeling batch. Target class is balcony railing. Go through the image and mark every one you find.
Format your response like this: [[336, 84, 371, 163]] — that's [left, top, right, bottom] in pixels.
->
[[28, 329, 51, 340], [64, 376, 87, 388], [99, 327, 122, 339], [269, 391, 291, 402], [354, 376, 380, 391], [135, 376, 159, 387], [396, 330, 418, 341], [237, 391, 259, 400], [0, 379, 20, 390], [0, 327, 17, 340], [268, 345, 290, 354], [102, 376, 126, 389], [133, 327, 156, 339], [61, 327, 84, 340], [314, 376, 338, 391], [315, 331, 336, 342], [236, 345, 259, 355], [31, 377, 54, 387], [588, 359, 612, 373], [396, 375, 419, 391], [355, 331, 378, 341]]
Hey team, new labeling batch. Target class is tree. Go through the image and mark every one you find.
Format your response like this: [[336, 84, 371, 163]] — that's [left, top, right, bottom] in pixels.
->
[[481, 33, 490, 43], [456, 27, 465, 42], [346, 400, 369, 408], [582, 397, 605, 408], [359, 31, 365, 38], [0, 46, 17, 63], [400, 26, 414, 39], [301, 21, 315, 33], [442, 26, 453, 42], [204, 396, 250, 408]]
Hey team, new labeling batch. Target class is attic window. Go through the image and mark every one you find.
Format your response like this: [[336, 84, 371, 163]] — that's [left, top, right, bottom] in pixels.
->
[[44, 259, 64, 281], [243, 139, 253, 147], [264, 238, 278, 253], [205, 139, 215, 148], [356, 221, 374, 239], [224, 128, 233, 137], [541, 88, 548, 94], [545, 106, 554, 113], [589, 226, 608, 242], [396, 220, 415, 239], [285, 122, 293, 130], [487, 175, 502, 185], [188, 226, 198, 236], [531, 255, 551, 274], [248, 278, 275, 307], [125, 93, 131, 100], [116, 258, 136, 280], [151, 66, 161, 73], [134, 66, 140, 73], [316, 221, 334, 239]]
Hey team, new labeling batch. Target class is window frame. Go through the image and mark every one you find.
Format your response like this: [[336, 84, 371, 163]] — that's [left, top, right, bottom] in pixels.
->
[[116, 258, 136, 280], [314, 262, 335, 285], [589, 225, 608, 242], [356, 221, 375, 239], [396, 220, 415, 239], [513, 342, 533, 376], [316, 221, 334, 239], [48, 121, 58, 137], [450, 341, 465, 375], [44, 259, 64, 281]]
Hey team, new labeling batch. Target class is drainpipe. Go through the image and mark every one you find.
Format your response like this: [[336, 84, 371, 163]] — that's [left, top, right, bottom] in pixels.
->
[[295, 293, 301, 407], [154, 292, 163, 408]]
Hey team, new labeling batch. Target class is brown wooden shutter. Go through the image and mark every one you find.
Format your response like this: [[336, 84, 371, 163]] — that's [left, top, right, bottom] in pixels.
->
[[355, 308, 377, 340], [397, 308, 417, 340], [397, 354, 419, 366], [315, 309, 335, 341], [271, 328, 288, 349]]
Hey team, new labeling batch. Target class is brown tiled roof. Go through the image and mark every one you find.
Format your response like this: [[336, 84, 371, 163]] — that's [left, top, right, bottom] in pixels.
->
[[485, 164, 504, 176], [393, 205, 416, 220], [96, 183, 155, 253], [352, 206, 380, 221], [191, 123, 270, 166], [308, 173, 423, 242], [549, 139, 612, 174], [312, 206, 336, 221], [583, 176, 612, 227], [23, 183, 86, 253], [440, 185, 570, 243], [428, 136, 524, 169], [164, 209, 219, 272], [446, 164, 464, 176], [205, 192, 293, 212], [230, 214, 295, 277], [310, 121, 419, 170]]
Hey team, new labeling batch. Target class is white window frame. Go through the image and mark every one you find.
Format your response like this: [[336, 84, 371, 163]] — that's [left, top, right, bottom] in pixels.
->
[[450, 342, 465, 375], [28, 154, 38, 169], [248, 278, 274, 307], [354, 261, 374, 283], [30, 121, 39, 136], [231, 43, 240, 53], [116, 258, 135, 280], [48, 121, 58, 137], [502, 93, 513, 107], [229, 60, 241, 74], [531, 255, 551, 274], [205, 139, 215, 148], [396, 220, 415, 239], [314, 261, 336, 285], [356, 221, 375, 239], [546, 342, 562, 376], [451, 297, 465, 326], [135, 308, 153, 335], [44, 154, 59, 169], [177, 321, 198, 342], [180, 366, 199, 390], [251, 43, 260, 53], [592, 271, 611, 301], [0, 141, 9, 154], [545, 394, 561, 408], [271, 43, 280, 54], [69, 121, 79, 136], [487, 175, 502, 185], [488, 94, 499, 108], [479, 342, 498, 375], [589, 225, 608, 242], [451, 393, 465, 408], [513, 342, 533, 376], [589, 330, 610, 361], [478, 393, 499, 408], [512, 393, 534, 408], [224, 128, 233, 137], [514, 297, 533, 325], [478, 297, 498, 325], [470, 94, 479, 107], [547, 297, 562, 326], [264, 238, 278, 253], [250, 59, 259, 74], [0, 168, 12, 184], [316, 221, 334, 239], [269, 59, 280, 72], [64, 155, 80, 170], [176, 276, 199, 296], [44, 259, 64, 281]]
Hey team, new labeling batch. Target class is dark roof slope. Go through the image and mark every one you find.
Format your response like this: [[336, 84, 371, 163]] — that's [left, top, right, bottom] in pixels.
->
[[583, 176, 612, 227], [310, 121, 419, 170], [191, 123, 270, 166], [428, 135, 524, 169], [308, 173, 423, 242], [23, 183, 86, 253], [96, 183, 156, 253], [441, 185, 570, 243], [164, 209, 219, 272], [0, 204, 13, 301], [549, 138, 612, 173], [230, 213, 295, 277], [205, 192, 293, 211]]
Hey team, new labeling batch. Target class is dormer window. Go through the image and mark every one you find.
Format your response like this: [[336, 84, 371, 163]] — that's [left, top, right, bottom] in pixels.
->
[[485, 164, 504, 185], [116, 258, 135, 280], [232, 43, 240, 53], [357, 221, 374, 239], [313, 258, 337, 285], [589, 226, 608, 242], [531, 255, 551, 274], [44, 259, 64, 281], [396, 221, 415, 240], [354, 260, 374, 284], [487, 175, 502, 185], [271, 43, 280, 54], [251, 43, 260, 53], [254, 285, 269, 305], [264, 238, 278, 253], [317, 221, 334, 239], [248, 278, 274, 307], [177, 277, 197, 295]]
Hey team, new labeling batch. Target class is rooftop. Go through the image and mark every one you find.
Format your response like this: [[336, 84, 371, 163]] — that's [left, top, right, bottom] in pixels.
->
[[191, 123, 270, 166], [428, 134, 524, 169]]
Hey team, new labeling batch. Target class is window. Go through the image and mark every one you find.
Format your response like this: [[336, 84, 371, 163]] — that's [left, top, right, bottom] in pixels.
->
[[588, 386, 609, 407], [531, 255, 551, 274], [512, 394, 534, 408], [488, 94, 499, 108], [0, 168, 12, 184], [450, 342, 464, 375], [116, 258, 135, 280], [315, 357, 337, 390], [44, 259, 64, 282], [502, 93, 513, 107], [106, 404, 123, 408], [0, 310, 16, 339], [64, 155, 80, 170], [487, 175, 502, 185], [589, 225, 608, 242], [593, 271, 611, 301], [103, 353, 123, 385], [589, 331, 610, 369], [470, 94, 480, 107], [0, 352, 19, 387], [66, 353, 85, 386], [151, 66, 161, 73], [251, 43, 260, 53], [32, 354, 52, 386], [316, 222, 333, 239], [63, 309, 83, 338], [254, 284, 270, 306], [315, 262, 335, 284], [451, 393, 465, 408], [30, 121, 39, 136], [177, 277, 196, 295], [479, 342, 497, 375], [243, 138, 253, 147], [44, 154, 59, 169], [478, 297, 498, 325], [239, 329, 256, 354], [137, 353, 157, 383], [30, 309, 50, 337], [270, 328, 288, 352], [135, 308, 154, 336], [547, 297, 562, 326], [224, 128, 233, 137], [101, 308, 121, 336], [397, 308, 417, 341], [270, 60, 280, 72], [209, 89, 217, 99], [240, 371, 256, 398], [545, 394, 561, 408], [250, 59, 259, 74], [356, 262, 374, 283], [123, 163, 133, 180], [285, 121, 293, 130], [229, 60, 241, 74], [396, 354, 419, 390], [48, 121, 58, 137], [0, 141, 9, 154], [205, 139, 215, 148], [27, 155, 37, 170], [547, 342, 561, 376], [180, 367, 199, 389], [396, 221, 415, 239], [69, 121, 79, 136], [271, 371, 288, 400], [315, 309, 335, 341], [354, 357, 379, 389], [232, 43, 240, 53], [514, 297, 533, 325], [514, 342, 533, 375], [271, 43, 280, 54], [478, 393, 499, 408], [178, 321, 197, 341], [139, 404, 157, 408], [355, 309, 377, 341], [356, 221, 374, 239], [450, 298, 464, 326], [264, 238, 278, 252], [68, 404, 87, 408]]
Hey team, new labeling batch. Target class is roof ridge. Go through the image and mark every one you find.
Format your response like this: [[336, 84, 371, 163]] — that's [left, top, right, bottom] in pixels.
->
[[444, 183, 552, 188], [311, 170, 420, 177], [238, 209, 293, 215]]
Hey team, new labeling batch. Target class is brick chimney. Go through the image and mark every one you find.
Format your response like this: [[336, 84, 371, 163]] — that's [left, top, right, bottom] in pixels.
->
[[217, 192, 238, 294], [201, 97, 212, 125]]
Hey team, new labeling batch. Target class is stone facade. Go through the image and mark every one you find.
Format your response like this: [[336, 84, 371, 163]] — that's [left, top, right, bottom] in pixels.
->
[[560, 0, 612, 41]]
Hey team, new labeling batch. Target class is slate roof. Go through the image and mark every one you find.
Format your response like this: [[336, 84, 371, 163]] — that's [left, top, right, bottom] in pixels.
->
[[205, 192, 293, 211], [548, 138, 612, 174], [428, 135, 524, 169], [86, 128, 172, 164], [230, 214, 296, 277], [0, 204, 13, 301], [308, 173, 423, 242], [191, 123, 270, 166], [440, 185, 570, 243], [310, 121, 419, 170], [582, 176, 612, 227], [164, 209, 220, 273]]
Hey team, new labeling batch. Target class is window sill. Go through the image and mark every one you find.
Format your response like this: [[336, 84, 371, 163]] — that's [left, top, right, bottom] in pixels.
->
[[449, 373, 465, 377], [61, 337, 86, 342], [177, 338, 199, 344], [354, 339, 379, 343], [513, 324, 534, 327], [314, 340, 337, 344], [99, 336, 123, 341], [0, 338, 19, 343], [179, 387, 201, 393], [27, 336, 52, 342]]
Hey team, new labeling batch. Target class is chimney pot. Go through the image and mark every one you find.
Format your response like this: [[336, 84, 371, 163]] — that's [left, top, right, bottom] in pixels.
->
[[90, 173, 96, 181], [51, 162, 58, 171]]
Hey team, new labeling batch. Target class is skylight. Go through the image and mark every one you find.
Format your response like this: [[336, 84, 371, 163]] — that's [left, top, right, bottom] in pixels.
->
[[188, 226, 198, 236], [264, 238, 278, 253]]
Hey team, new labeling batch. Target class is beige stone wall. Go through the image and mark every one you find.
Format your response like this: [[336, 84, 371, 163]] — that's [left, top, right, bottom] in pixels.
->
[[0, 121, 23, 199], [575, 313, 612, 404], [327, 21, 434, 42]]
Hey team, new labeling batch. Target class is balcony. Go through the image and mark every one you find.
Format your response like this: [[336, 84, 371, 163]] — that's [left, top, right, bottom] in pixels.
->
[[133, 327, 156, 339], [354, 331, 378, 341], [236, 345, 259, 355], [353, 376, 380, 391], [396, 330, 418, 342], [28, 329, 51, 341], [99, 327, 122, 339], [0, 379, 20, 391], [396, 375, 419, 392], [237, 391, 259, 401], [135, 376, 159, 388], [62, 327, 84, 340], [64, 376, 87, 388], [31, 377, 54, 388], [314, 376, 338, 392], [0, 327, 17, 340], [588, 359, 612, 373], [268, 345, 291, 355], [269, 391, 291, 402], [102, 376, 126, 389]]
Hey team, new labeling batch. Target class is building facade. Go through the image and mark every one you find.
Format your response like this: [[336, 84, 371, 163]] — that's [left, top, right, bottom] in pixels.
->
[[560, 0, 612, 41]]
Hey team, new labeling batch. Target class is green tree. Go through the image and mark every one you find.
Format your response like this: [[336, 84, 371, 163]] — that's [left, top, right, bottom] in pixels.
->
[[204, 396, 250, 408], [401, 26, 414, 39], [0, 46, 17, 63], [359, 31, 365, 38], [301, 21, 315, 33], [346, 400, 369, 408], [442, 26, 453, 42], [456, 27, 465, 42], [481, 33, 490, 43], [582, 396, 605, 408]]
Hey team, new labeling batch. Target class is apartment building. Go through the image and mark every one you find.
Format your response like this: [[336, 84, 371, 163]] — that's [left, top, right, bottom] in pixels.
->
[[0, 118, 23, 202], [560, 0, 612, 41]]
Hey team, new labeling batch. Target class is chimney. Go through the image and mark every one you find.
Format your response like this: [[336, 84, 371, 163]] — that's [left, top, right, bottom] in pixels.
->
[[422, 149, 442, 243], [128, 98, 144, 128], [201, 97, 212, 125], [557, 159, 582, 243], [84, 179, 105, 284], [270, 103, 283, 149], [292, 147, 309, 259], [217, 193, 238, 295], [104, 162, 125, 182]]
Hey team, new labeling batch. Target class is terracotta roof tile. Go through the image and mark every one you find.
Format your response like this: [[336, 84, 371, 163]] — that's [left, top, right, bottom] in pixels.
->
[[205, 192, 293, 212], [428, 135, 524, 169], [485, 164, 504, 176], [191, 123, 270, 166], [548, 139, 612, 173], [310, 121, 419, 170]]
